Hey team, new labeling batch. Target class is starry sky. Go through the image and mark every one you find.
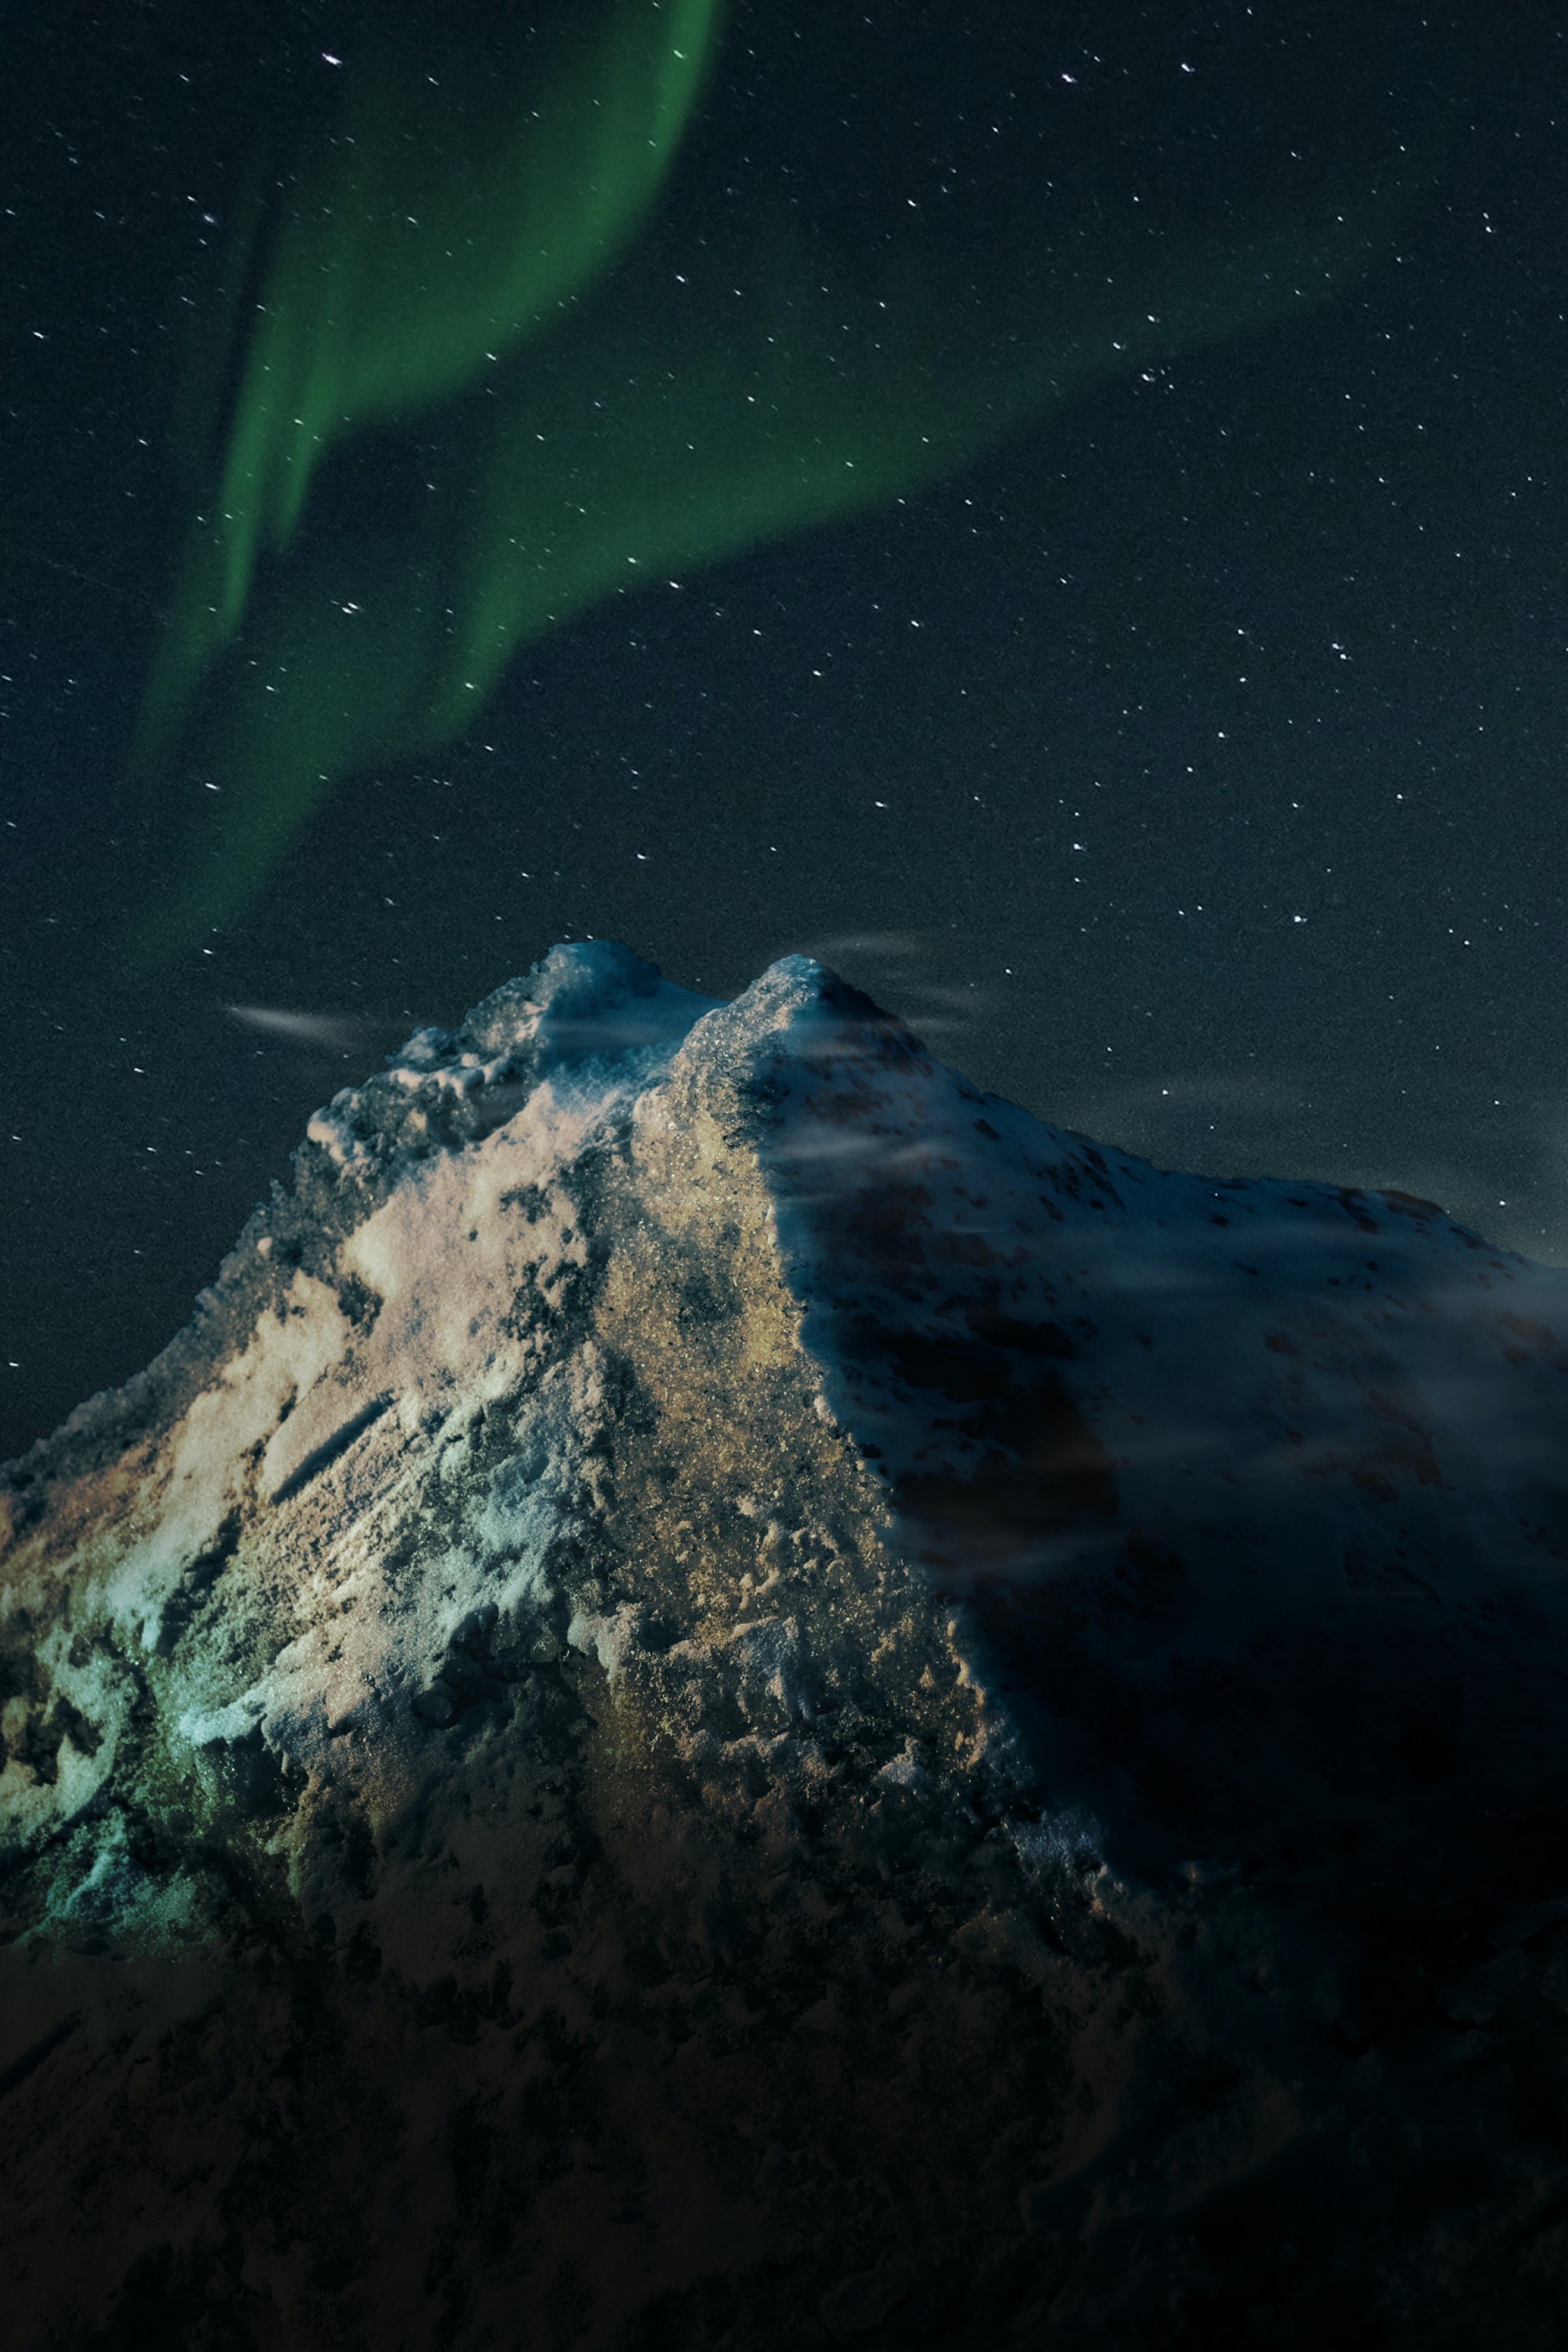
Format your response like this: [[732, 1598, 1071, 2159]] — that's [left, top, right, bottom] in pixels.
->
[[3, 0, 1565, 1465]]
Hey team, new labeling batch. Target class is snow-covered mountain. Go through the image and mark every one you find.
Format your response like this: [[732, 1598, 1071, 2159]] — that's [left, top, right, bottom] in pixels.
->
[[4, 941, 1567, 2349]]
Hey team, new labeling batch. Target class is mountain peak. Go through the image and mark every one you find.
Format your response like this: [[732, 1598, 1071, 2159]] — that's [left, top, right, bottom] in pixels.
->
[[4, 942, 1568, 2346]]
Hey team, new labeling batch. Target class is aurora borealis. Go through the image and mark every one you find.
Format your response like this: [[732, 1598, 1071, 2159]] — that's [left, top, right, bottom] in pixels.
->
[[128, 0, 1429, 946]]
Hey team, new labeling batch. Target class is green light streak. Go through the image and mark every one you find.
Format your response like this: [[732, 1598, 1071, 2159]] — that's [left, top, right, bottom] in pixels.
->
[[134, 0, 726, 794], [127, 4, 1434, 960]]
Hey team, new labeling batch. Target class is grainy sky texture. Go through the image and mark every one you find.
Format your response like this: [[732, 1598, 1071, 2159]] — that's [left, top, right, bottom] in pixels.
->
[[2, 1, 1564, 1461]]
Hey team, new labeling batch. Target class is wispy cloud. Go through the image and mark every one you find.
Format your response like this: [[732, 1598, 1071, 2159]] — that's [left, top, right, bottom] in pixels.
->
[[224, 1004, 385, 1054], [801, 931, 929, 965]]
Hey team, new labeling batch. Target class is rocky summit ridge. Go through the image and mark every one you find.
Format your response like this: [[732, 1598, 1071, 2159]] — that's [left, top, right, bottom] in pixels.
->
[[4, 940, 1568, 2351]]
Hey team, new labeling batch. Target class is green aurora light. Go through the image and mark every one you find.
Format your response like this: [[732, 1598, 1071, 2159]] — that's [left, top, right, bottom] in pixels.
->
[[127, 1, 1433, 956]]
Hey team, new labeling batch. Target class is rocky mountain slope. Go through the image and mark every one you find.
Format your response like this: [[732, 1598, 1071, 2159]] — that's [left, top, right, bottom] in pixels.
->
[[4, 941, 1568, 2349]]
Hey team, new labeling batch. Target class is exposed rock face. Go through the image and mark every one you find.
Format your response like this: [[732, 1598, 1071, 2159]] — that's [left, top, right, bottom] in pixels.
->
[[4, 941, 1568, 2351]]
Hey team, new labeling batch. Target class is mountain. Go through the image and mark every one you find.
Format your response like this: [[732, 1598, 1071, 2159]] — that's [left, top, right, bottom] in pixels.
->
[[4, 940, 1568, 2350]]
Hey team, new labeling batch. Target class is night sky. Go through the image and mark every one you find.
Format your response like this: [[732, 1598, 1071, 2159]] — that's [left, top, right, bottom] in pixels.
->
[[3, 0, 1565, 1466]]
